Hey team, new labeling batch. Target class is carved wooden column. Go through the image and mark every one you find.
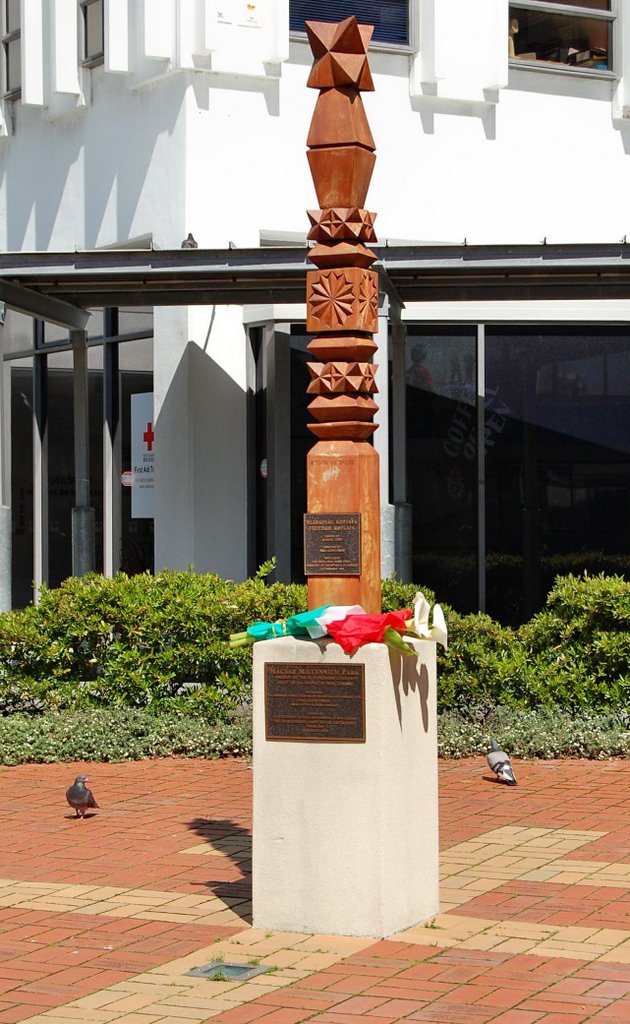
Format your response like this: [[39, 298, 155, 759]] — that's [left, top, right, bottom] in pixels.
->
[[304, 16, 381, 613]]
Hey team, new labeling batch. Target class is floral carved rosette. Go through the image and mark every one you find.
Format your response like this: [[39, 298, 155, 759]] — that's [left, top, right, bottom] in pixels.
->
[[305, 16, 379, 441]]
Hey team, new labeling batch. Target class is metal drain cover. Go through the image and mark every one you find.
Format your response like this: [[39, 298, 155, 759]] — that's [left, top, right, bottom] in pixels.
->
[[186, 962, 269, 981]]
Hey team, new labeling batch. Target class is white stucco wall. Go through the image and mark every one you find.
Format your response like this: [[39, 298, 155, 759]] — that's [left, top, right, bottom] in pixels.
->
[[2, 0, 630, 583]]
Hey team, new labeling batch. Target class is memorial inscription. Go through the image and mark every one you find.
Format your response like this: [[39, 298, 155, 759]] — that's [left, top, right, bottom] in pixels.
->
[[304, 512, 361, 576], [265, 662, 366, 742]]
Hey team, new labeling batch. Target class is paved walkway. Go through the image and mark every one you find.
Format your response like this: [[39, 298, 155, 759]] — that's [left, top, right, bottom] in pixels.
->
[[0, 758, 628, 1024]]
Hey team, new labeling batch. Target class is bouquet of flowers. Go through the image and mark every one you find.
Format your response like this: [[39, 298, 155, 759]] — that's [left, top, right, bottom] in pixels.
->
[[229, 592, 447, 655]]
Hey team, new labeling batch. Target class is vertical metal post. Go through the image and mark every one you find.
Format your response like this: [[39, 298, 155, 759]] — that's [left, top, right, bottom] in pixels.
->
[[33, 322, 48, 601], [476, 324, 486, 613], [391, 317, 411, 581], [103, 309, 121, 576], [374, 288, 395, 578], [0, 314, 11, 610], [71, 328, 95, 575], [265, 322, 291, 582], [373, 290, 390, 506]]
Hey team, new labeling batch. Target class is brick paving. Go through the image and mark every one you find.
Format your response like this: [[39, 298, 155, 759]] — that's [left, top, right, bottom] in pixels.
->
[[0, 757, 627, 1023]]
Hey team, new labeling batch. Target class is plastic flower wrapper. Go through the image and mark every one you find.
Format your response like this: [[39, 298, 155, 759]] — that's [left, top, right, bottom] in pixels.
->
[[326, 609, 413, 654], [229, 605, 332, 647], [308, 604, 366, 638]]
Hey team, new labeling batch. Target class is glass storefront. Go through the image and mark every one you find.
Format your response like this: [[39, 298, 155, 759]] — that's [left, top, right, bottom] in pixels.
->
[[407, 325, 630, 624], [485, 327, 630, 622], [405, 327, 478, 614], [7, 311, 154, 607]]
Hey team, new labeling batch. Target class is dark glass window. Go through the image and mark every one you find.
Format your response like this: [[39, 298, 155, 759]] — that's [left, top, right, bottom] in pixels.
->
[[46, 353, 104, 589], [509, 0, 613, 71], [405, 327, 478, 614], [11, 365, 33, 607], [80, 0, 104, 66], [485, 327, 630, 623], [290, 0, 409, 47], [3, 0, 20, 98]]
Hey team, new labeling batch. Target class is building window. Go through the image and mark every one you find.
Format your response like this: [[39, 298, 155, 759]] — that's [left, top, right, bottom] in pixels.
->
[[509, 0, 614, 73], [289, 0, 409, 48], [3, 0, 20, 98], [80, 0, 104, 67]]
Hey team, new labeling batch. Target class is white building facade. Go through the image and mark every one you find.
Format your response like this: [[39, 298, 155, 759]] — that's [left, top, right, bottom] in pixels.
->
[[2, 0, 630, 623]]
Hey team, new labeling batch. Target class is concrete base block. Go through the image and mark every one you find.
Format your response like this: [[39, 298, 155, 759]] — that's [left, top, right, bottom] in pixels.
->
[[252, 636, 439, 937]]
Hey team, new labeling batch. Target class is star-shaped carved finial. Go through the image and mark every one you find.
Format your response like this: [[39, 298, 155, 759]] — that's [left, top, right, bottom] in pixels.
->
[[306, 16, 374, 90]]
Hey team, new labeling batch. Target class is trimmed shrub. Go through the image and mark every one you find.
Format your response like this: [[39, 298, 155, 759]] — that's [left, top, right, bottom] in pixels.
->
[[0, 709, 253, 764], [0, 568, 628, 721], [0, 705, 627, 764], [437, 573, 630, 713], [0, 568, 307, 718]]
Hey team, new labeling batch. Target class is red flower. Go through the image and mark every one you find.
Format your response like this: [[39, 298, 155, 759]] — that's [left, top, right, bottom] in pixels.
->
[[326, 610, 413, 654]]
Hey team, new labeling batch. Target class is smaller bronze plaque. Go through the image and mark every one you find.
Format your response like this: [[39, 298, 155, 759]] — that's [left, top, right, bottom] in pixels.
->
[[304, 513, 361, 576], [265, 662, 366, 742]]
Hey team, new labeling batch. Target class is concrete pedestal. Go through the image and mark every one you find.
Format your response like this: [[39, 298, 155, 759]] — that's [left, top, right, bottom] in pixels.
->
[[252, 636, 439, 937]]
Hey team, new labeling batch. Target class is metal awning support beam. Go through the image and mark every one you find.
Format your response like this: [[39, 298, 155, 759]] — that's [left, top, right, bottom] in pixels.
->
[[0, 280, 91, 329], [2, 243, 630, 312]]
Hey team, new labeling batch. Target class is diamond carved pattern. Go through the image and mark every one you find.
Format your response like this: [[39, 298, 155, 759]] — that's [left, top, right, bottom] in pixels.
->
[[306, 361, 378, 395], [304, 15, 379, 443], [307, 208, 377, 243]]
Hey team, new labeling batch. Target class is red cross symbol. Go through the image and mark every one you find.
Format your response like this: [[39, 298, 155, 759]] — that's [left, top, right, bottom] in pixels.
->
[[143, 422, 155, 452]]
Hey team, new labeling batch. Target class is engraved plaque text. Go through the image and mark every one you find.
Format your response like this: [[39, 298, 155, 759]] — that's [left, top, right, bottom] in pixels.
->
[[265, 662, 366, 742], [304, 513, 361, 576]]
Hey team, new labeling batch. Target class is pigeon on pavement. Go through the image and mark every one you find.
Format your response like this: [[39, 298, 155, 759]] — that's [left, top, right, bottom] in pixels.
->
[[66, 775, 100, 819], [486, 739, 517, 786]]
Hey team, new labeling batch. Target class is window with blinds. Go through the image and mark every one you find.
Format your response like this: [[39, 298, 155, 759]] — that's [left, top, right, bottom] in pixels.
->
[[289, 0, 409, 47]]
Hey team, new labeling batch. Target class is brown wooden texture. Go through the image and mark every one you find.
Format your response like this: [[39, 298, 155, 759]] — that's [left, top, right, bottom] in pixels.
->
[[306, 268, 378, 333], [307, 332, 377, 361], [307, 441, 381, 612], [305, 16, 381, 609]]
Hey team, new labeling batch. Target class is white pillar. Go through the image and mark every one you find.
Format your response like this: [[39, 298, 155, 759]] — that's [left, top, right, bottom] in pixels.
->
[[153, 305, 249, 579], [253, 636, 439, 937]]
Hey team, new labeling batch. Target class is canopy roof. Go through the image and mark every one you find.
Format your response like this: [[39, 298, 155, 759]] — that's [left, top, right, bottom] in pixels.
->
[[2, 242, 630, 329]]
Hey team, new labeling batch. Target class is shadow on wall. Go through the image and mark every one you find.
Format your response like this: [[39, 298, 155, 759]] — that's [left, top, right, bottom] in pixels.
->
[[5, 107, 83, 250], [154, 339, 248, 579], [83, 74, 186, 246], [4, 75, 187, 250]]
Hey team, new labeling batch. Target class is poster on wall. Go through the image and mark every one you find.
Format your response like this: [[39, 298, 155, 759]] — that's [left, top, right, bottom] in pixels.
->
[[131, 392, 155, 519]]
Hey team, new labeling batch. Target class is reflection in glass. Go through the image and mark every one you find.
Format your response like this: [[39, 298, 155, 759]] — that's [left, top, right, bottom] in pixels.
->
[[486, 327, 630, 623], [46, 357, 104, 589], [11, 366, 33, 608], [509, 4, 611, 69], [405, 328, 477, 613]]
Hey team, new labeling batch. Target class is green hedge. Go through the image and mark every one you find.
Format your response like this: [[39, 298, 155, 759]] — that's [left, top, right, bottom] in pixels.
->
[[0, 705, 628, 764], [0, 567, 306, 718], [0, 569, 628, 719], [440, 573, 630, 713]]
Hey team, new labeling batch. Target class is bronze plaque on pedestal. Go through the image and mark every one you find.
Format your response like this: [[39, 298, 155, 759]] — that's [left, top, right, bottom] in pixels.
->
[[304, 513, 361, 576], [265, 662, 366, 742]]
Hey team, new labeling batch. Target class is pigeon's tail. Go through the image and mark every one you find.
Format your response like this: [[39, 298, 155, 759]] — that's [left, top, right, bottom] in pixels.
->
[[494, 760, 517, 785]]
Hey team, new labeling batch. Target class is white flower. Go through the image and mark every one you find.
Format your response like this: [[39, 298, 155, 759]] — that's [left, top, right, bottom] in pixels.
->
[[412, 592, 448, 649]]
